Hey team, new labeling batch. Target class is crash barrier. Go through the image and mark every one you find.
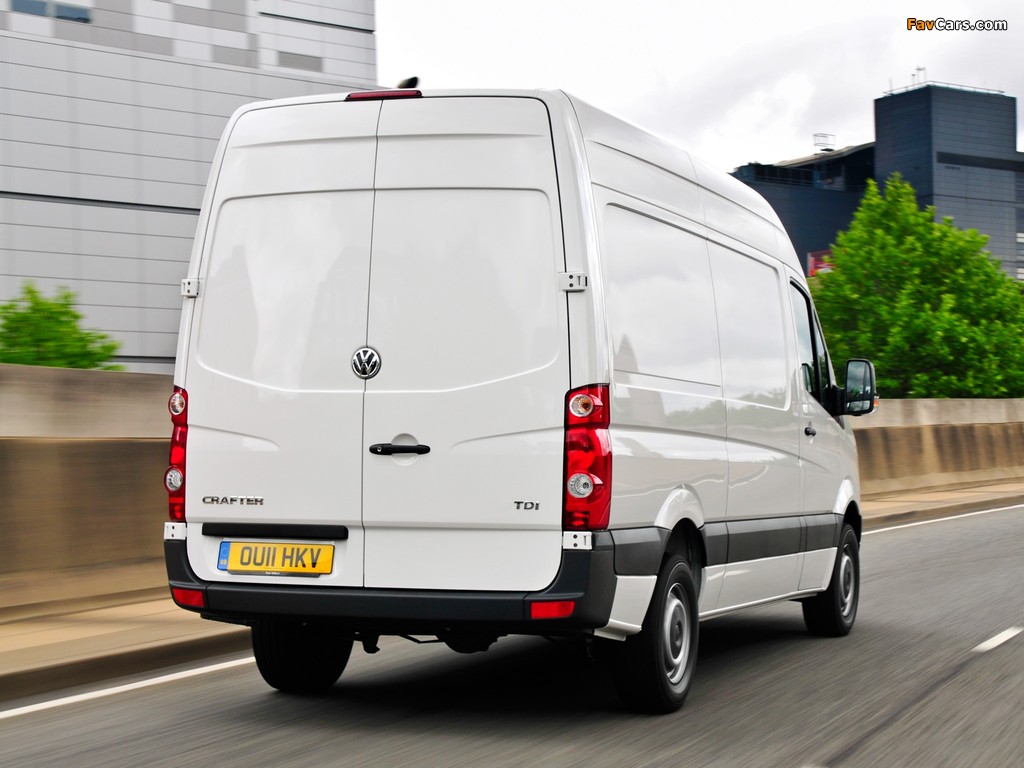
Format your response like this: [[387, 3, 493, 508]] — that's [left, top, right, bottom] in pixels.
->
[[2, 363, 1023, 595]]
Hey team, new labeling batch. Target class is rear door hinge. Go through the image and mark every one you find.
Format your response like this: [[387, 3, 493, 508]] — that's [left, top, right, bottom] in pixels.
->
[[180, 278, 200, 298], [559, 272, 589, 292]]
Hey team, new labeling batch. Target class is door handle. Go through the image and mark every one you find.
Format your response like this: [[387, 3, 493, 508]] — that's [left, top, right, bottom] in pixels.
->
[[804, 426, 817, 437], [369, 443, 430, 456]]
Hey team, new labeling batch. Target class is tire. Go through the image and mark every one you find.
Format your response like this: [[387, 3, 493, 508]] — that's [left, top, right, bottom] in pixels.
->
[[803, 523, 859, 637], [612, 555, 699, 714], [251, 621, 353, 694]]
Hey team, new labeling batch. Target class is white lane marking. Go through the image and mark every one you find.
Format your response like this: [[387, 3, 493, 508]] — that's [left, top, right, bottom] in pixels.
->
[[973, 627, 1023, 654], [0, 656, 254, 722], [865, 504, 1022, 535]]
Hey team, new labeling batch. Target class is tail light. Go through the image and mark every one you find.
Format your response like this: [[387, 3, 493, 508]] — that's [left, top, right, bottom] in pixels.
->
[[562, 384, 612, 530], [165, 387, 188, 522], [345, 89, 422, 101]]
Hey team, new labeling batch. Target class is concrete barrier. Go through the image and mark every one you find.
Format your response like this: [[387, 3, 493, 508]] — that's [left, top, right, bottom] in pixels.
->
[[1, 364, 172, 610], [2, 363, 1023, 608]]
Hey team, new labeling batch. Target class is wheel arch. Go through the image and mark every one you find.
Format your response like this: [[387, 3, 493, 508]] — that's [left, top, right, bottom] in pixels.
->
[[844, 499, 862, 541], [652, 485, 707, 575]]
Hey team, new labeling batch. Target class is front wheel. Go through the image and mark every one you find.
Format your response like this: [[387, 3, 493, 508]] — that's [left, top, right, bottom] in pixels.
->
[[803, 523, 859, 636], [612, 555, 699, 714], [252, 621, 353, 694]]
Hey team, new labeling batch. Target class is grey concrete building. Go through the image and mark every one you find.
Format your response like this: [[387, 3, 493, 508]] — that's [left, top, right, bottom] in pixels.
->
[[735, 83, 1024, 279], [1, 0, 377, 372]]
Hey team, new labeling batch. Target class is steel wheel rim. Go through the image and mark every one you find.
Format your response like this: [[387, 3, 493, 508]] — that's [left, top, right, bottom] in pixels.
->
[[662, 584, 690, 687], [839, 544, 856, 619]]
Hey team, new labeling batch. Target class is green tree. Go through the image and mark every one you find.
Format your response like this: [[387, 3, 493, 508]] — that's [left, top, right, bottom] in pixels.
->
[[811, 173, 1024, 398], [0, 282, 122, 370]]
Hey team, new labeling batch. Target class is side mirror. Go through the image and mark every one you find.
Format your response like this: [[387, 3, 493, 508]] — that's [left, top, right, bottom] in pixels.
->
[[843, 359, 876, 416]]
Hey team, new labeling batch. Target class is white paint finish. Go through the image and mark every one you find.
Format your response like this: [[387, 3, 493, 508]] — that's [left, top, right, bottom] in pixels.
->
[[194, 191, 373, 389], [362, 96, 568, 590], [609, 413, 726, 530], [700, 187, 780, 257], [699, 564, 726, 614], [715, 553, 803, 611], [364, 530, 561, 592], [185, 187, 374, 587], [586, 141, 704, 226], [600, 204, 719, 385], [972, 627, 1023, 653], [709, 242, 801, 520], [599, 574, 657, 638], [164, 522, 187, 540], [211, 99, 379, 200], [799, 547, 836, 591]]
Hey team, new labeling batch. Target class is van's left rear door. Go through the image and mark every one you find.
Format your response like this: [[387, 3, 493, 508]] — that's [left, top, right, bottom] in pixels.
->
[[183, 100, 380, 589]]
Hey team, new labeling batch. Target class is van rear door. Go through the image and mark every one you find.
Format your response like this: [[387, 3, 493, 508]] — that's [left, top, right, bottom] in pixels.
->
[[183, 101, 381, 588], [361, 97, 569, 591]]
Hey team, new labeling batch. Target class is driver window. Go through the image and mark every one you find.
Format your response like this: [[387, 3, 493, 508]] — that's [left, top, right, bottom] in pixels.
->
[[791, 284, 828, 404]]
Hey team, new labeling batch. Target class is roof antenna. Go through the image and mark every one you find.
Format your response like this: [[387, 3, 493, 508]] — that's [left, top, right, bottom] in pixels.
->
[[396, 76, 419, 89]]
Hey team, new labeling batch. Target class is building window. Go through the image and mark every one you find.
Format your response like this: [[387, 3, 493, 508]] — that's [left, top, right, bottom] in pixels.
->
[[11, 0, 91, 22], [54, 3, 90, 22], [12, 0, 48, 16]]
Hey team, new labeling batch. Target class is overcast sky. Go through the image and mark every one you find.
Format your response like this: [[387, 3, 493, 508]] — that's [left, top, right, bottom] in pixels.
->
[[375, 0, 1023, 172]]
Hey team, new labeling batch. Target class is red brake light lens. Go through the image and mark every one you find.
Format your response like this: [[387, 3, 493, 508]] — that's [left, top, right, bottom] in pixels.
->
[[171, 587, 205, 609], [529, 600, 575, 620], [166, 386, 188, 522], [563, 385, 612, 531], [345, 89, 422, 101]]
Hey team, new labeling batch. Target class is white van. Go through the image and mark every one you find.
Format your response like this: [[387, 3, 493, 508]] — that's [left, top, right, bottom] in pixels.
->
[[163, 88, 876, 713]]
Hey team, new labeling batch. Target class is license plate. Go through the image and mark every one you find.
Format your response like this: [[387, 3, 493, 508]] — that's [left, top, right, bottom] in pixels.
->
[[217, 541, 334, 576]]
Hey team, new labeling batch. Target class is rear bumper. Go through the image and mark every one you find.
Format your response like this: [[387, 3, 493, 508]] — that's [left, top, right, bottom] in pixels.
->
[[165, 532, 620, 636]]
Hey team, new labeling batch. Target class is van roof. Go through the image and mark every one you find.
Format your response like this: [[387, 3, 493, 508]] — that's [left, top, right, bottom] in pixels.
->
[[224, 88, 800, 274]]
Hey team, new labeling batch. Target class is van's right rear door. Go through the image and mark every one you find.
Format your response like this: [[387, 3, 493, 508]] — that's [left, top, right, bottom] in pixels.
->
[[360, 96, 570, 592]]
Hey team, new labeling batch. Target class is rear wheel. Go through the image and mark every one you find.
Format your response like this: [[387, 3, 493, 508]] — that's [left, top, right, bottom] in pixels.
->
[[612, 554, 699, 714], [803, 523, 859, 636], [252, 621, 353, 694]]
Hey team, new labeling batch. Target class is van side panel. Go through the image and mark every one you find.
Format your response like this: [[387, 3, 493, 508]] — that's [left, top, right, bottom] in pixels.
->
[[595, 191, 728, 536]]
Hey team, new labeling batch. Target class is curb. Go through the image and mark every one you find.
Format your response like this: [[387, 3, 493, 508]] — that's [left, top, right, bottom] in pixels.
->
[[862, 494, 1024, 531], [0, 628, 250, 705]]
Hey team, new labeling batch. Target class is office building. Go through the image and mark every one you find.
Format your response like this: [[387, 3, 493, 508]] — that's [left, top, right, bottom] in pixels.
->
[[735, 83, 1024, 279], [1, 0, 376, 371]]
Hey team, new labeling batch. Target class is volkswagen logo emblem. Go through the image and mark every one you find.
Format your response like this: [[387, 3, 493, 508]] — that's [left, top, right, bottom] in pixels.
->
[[351, 347, 381, 379]]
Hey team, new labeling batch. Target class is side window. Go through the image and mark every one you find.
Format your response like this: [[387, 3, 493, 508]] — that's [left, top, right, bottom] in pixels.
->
[[790, 284, 832, 405], [710, 243, 788, 408], [812, 312, 835, 392], [601, 205, 721, 385]]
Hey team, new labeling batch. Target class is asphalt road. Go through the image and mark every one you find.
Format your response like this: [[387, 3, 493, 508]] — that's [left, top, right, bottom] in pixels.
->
[[2, 508, 1022, 768]]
